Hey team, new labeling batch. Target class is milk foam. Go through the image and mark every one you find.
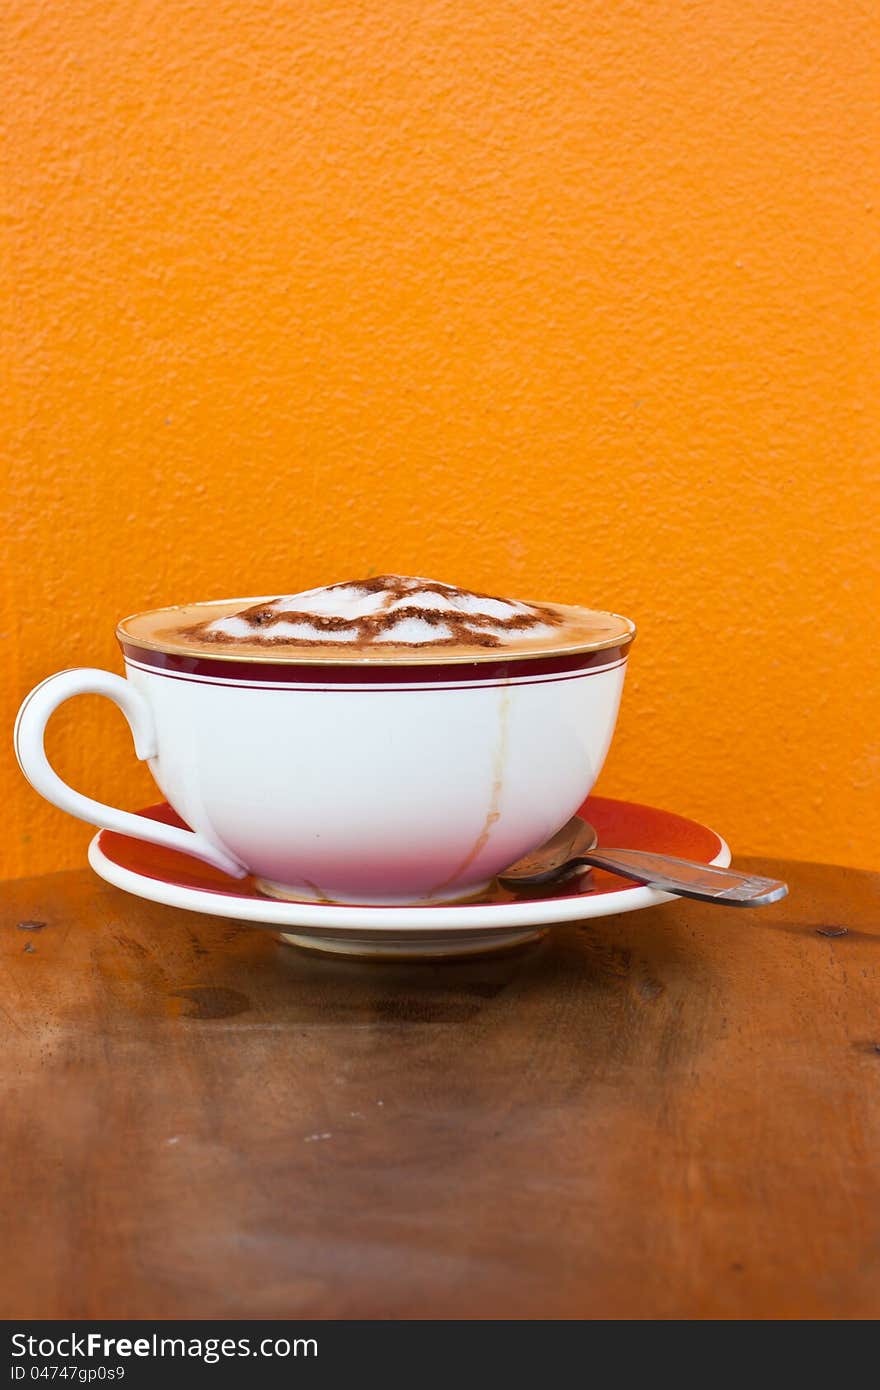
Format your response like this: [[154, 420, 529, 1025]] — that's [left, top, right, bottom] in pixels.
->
[[189, 576, 564, 651]]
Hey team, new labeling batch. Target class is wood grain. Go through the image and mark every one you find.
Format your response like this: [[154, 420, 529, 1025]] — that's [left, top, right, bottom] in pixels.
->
[[1, 859, 878, 1320]]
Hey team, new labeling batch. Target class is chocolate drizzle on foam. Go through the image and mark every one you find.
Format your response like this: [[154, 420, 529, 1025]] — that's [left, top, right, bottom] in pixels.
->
[[184, 576, 566, 652]]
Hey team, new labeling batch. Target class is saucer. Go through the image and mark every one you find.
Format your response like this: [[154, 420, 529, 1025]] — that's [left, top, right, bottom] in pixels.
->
[[88, 797, 730, 959]]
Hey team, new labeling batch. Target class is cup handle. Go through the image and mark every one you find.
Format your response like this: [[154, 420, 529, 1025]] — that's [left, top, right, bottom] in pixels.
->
[[14, 668, 247, 877]]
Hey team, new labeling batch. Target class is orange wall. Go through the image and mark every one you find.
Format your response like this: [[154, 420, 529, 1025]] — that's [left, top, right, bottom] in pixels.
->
[[4, 1, 878, 879]]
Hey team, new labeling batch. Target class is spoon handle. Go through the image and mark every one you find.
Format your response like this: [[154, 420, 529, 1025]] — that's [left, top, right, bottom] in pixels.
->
[[575, 848, 788, 906]]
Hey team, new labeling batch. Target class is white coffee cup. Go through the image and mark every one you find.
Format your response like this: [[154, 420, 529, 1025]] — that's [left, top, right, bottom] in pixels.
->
[[15, 600, 635, 904]]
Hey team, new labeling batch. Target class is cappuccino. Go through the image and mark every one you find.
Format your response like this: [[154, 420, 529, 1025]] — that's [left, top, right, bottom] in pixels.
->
[[17, 576, 635, 905], [119, 575, 634, 664]]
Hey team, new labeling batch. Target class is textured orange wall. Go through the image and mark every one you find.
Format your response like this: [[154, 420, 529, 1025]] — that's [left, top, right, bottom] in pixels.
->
[[4, 1, 878, 879]]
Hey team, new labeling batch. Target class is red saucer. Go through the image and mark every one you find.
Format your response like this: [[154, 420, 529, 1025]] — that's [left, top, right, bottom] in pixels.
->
[[96, 795, 724, 905]]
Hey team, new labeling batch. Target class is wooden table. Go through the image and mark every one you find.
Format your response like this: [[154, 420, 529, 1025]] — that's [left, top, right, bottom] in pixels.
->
[[1, 856, 878, 1320]]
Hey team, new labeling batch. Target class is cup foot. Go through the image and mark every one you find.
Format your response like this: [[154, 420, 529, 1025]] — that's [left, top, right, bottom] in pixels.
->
[[255, 876, 495, 906]]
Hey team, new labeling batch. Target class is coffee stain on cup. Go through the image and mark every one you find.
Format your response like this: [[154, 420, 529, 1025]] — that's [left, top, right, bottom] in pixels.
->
[[300, 877, 334, 904], [427, 686, 510, 900]]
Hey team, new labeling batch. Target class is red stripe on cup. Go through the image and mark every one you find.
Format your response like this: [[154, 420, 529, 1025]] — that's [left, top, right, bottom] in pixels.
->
[[119, 643, 629, 685]]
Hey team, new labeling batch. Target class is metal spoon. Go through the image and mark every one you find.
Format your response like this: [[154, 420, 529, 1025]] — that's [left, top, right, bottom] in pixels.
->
[[498, 818, 788, 906]]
